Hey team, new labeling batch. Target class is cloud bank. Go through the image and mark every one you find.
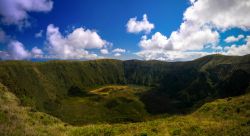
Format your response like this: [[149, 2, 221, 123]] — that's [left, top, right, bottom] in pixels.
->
[[0, 0, 53, 28], [0, 40, 43, 60], [0, 24, 111, 60], [136, 0, 250, 61], [45, 24, 107, 59], [1, 0, 250, 61]]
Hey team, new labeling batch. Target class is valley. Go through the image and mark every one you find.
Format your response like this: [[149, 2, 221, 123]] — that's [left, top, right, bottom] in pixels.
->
[[50, 85, 150, 125], [0, 82, 249, 136], [0, 54, 249, 135]]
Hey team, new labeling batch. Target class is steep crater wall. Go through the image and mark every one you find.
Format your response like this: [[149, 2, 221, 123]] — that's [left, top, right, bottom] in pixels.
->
[[0, 55, 249, 124]]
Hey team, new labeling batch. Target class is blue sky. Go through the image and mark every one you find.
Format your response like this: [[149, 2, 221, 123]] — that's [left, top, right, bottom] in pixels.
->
[[0, 0, 250, 61]]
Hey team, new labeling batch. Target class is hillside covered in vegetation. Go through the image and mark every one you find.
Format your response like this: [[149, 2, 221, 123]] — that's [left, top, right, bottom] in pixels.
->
[[0, 54, 250, 135], [0, 81, 249, 136]]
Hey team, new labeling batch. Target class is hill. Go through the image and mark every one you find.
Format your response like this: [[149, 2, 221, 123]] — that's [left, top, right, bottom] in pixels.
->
[[0, 54, 249, 125], [0, 82, 249, 136]]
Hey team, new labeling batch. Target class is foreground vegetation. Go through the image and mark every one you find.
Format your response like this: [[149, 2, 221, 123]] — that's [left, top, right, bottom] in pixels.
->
[[0, 83, 249, 136]]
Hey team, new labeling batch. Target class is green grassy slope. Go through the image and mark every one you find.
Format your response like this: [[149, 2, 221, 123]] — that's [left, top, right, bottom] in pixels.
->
[[50, 85, 150, 125], [125, 55, 250, 114], [0, 54, 249, 125], [1, 83, 249, 136], [0, 59, 125, 109]]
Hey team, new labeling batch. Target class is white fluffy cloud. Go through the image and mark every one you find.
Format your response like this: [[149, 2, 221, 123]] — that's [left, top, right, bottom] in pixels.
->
[[7, 41, 31, 60], [112, 48, 126, 57], [139, 32, 172, 50], [184, 0, 250, 30], [138, 22, 219, 61], [31, 46, 44, 58], [126, 14, 155, 34], [112, 48, 126, 53], [168, 21, 219, 51], [136, 0, 250, 61], [0, 0, 53, 27], [100, 49, 109, 55], [189, 0, 196, 4], [46, 24, 107, 59], [114, 53, 121, 57], [0, 40, 44, 60], [138, 20, 219, 52], [0, 24, 111, 60], [224, 36, 250, 55], [224, 35, 244, 43]]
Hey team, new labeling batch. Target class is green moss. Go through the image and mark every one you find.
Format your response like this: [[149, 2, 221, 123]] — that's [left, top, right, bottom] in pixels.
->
[[0, 111, 7, 123]]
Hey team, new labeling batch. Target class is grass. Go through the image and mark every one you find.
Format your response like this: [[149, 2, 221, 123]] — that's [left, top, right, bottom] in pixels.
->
[[1, 83, 249, 136], [41, 85, 150, 125], [0, 55, 249, 135], [0, 54, 249, 124]]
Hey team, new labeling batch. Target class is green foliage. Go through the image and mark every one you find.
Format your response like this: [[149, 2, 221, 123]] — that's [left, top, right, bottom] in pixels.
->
[[39, 85, 149, 125], [0, 54, 249, 127], [1, 82, 249, 135], [0, 111, 7, 123]]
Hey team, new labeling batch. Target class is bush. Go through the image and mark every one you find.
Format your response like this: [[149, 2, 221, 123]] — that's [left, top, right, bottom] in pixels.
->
[[68, 86, 88, 97]]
